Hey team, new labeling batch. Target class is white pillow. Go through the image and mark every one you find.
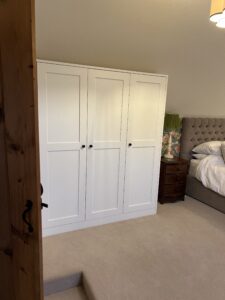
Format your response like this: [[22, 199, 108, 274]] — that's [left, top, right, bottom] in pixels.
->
[[192, 153, 208, 160], [192, 141, 222, 156], [221, 142, 225, 162]]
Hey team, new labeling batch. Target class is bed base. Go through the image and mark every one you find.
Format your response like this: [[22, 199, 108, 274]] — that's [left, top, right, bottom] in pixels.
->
[[186, 175, 225, 214]]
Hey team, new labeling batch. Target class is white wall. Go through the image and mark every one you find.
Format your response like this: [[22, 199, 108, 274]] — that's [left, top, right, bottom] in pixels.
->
[[35, 0, 225, 117]]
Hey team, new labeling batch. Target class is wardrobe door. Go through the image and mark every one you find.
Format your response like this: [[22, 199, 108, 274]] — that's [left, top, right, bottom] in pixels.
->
[[86, 69, 130, 219], [38, 63, 87, 230], [124, 74, 167, 213]]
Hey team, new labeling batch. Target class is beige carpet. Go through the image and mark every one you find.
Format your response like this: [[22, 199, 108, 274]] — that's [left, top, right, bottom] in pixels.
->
[[43, 197, 225, 300], [45, 287, 88, 300]]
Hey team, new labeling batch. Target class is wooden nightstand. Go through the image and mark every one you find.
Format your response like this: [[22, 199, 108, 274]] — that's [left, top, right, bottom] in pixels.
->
[[158, 157, 189, 204]]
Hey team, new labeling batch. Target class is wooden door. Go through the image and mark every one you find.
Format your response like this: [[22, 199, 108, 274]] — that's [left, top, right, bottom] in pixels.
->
[[124, 74, 167, 213], [0, 0, 43, 300], [38, 62, 87, 235], [86, 69, 130, 219]]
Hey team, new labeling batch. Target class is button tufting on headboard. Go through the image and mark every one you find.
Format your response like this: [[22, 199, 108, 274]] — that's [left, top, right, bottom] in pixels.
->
[[180, 118, 225, 160]]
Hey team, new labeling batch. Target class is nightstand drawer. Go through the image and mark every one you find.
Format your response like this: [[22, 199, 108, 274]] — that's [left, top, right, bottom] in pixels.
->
[[159, 158, 189, 204], [166, 164, 188, 174], [165, 174, 186, 184], [164, 183, 186, 196]]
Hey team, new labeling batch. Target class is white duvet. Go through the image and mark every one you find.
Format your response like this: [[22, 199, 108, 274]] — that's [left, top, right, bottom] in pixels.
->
[[195, 155, 225, 197]]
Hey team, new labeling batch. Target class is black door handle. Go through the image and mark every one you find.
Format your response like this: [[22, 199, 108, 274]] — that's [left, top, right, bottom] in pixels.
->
[[22, 200, 34, 233], [41, 203, 48, 209], [128, 143, 132, 147], [89, 145, 93, 148], [40, 183, 48, 209], [81, 145, 86, 149], [40, 183, 43, 196]]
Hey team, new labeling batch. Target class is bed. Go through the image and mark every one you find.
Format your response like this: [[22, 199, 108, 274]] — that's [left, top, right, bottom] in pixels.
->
[[180, 118, 225, 213]]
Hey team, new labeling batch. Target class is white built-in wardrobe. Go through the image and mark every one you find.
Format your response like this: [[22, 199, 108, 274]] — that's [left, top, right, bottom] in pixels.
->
[[38, 61, 168, 236]]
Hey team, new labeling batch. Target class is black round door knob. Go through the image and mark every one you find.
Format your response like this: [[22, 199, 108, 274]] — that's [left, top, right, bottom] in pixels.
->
[[81, 145, 86, 149], [89, 145, 93, 148], [128, 143, 132, 147]]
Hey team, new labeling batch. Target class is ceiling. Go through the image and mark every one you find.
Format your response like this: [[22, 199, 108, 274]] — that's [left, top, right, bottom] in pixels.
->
[[35, 0, 225, 116]]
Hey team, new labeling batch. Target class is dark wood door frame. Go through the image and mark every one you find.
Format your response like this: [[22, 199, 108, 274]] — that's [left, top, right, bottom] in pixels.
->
[[0, 0, 43, 299]]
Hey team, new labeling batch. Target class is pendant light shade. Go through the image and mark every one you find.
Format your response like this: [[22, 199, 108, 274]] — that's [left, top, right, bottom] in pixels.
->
[[210, 0, 225, 24], [216, 17, 225, 27]]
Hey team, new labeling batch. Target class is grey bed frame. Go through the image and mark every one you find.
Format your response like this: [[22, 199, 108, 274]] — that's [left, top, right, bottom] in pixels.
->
[[180, 118, 225, 213]]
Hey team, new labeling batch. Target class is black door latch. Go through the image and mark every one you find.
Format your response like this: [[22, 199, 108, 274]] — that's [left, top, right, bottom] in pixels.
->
[[40, 183, 48, 209]]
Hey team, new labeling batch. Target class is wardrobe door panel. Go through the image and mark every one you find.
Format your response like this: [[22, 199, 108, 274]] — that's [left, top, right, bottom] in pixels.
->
[[48, 151, 80, 224], [94, 78, 124, 141], [46, 72, 80, 143], [124, 74, 167, 212], [128, 81, 159, 141], [125, 147, 155, 207], [86, 69, 130, 219], [91, 148, 120, 212], [38, 63, 87, 229]]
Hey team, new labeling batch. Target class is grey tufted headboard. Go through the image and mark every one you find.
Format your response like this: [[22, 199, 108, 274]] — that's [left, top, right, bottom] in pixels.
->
[[180, 118, 225, 160]]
